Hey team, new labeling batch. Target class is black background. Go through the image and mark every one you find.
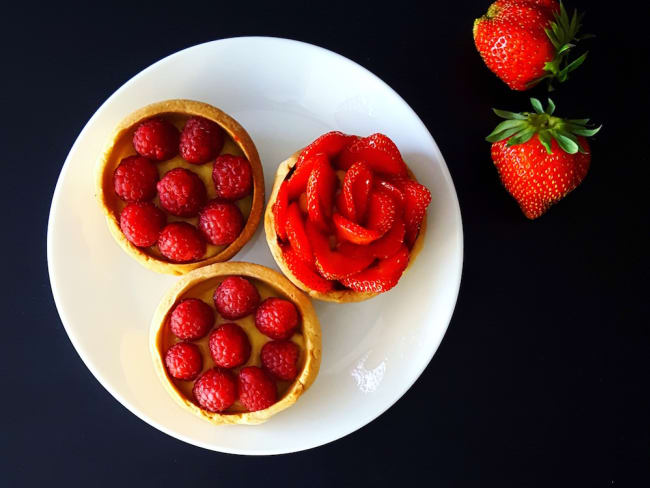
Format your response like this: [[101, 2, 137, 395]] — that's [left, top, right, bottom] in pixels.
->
[[1, 1, 647, 486]]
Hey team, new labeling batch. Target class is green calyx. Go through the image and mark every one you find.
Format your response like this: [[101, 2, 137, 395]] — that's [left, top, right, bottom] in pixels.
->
[[486, 98, 601, 155], [531, 1, 594, 90]]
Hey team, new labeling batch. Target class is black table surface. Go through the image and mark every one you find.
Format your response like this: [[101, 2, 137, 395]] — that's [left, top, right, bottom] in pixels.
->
[[2, 1, 647, 486]]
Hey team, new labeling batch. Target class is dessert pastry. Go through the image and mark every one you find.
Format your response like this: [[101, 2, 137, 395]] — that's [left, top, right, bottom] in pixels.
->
[[150, 262, 321, 425], [265, 132, 431, 302], [96, 99, 264, 275]]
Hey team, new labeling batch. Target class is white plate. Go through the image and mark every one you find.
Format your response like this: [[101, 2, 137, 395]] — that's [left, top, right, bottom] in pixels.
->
[[47, 37, 463, 455]]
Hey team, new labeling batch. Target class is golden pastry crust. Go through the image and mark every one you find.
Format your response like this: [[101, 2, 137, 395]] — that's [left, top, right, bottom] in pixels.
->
[[150, 262, 321, 425], [264, 150, 426, 302], [96, 99, 264, 275]]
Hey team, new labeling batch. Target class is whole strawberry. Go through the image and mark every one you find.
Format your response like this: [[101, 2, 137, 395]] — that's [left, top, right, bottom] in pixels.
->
[[486, 97, 601, 218], [473, 0, 590, 90]]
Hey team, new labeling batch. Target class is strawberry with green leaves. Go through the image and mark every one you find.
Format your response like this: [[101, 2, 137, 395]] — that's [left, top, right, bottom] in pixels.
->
[[486, 97, 601, 219]]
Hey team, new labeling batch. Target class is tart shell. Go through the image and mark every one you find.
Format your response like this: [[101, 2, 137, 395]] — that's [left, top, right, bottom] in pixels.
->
[[96, 99, 264, 275], [150, 262, 322, 425], [264, 150, 426, 302]]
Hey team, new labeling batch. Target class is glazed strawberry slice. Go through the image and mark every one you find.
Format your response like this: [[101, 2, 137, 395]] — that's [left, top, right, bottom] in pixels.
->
[[287, 153, 327, 200], [298, 131, 356, 167], [393, 179, 432, 247], [365, 188, 398, 235], [370, 218, 406, 259], [285, 202, 313, 265], [374, 177, 405, 214], [342, 161, 373, 223], [338, 134, 408, 176], [305, 220, 374, 280], [335, 191, 350, 220], [272, 180, 290, 241], [341, 245, 410, 293], [332, 213, 382, 245], [281, 245, 334, 294], [333, 135, 361, 171], [306, 156, 337, 232]]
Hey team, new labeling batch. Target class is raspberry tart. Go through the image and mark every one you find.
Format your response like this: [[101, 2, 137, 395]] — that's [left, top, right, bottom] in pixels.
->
[[96, 100, 264, 275], [265, 132, 431, 302], [150, 262, 321, 425]]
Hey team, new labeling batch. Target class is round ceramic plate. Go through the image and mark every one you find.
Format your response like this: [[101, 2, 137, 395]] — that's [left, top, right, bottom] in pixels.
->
[[47, 37, 463, 455]]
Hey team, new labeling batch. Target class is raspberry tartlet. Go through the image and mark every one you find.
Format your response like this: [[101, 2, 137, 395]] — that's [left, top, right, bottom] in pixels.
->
[[150, 262, 321, 425], [96, 100, 264, 275], [265, 132, 431, 302]]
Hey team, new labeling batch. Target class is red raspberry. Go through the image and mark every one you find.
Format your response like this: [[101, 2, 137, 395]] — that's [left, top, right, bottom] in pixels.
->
[[254, 297, 299, 340], [164, 342, 202, 381], [113, 155, 158, 202], [132, 117, 180, 161], [213, 276, 260, 320], [193, 368, 237, 412], [157, 222, 206, 263], [212, 155, 253, 200], [179, 116, 224, 164], [157, 168, 207, 217], [261, 340, 301, 381], [120, 202, 166, 247], [208, 323, 251, 368], [238, 366, 277, 412], [169, 298, 214, 341], [198, 199, 244, 245]]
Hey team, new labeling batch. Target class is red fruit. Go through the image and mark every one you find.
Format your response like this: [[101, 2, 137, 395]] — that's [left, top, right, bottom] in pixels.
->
[[198, 199, 244, 246], [113, 155, 158, 202], [255, 297, 299, 340], [212, 154, 253, 200], [287, 153, 326, 200], [157, 168, 207, 217], [281, 245, 335, 293], [169, 298, 214, 341], [193, 368, 237, 412], [179, 116, 224, 164], [285, 202, 313, 265], [238, 366, 277, 412], [338, 134, 407, 176], [365, 189, 398, 235], [296, 131, 354, 167], [332, 213, 382, 245], [272, 180, 289, 241], [374, 177, 405, 212], [305, 220, 375, 280], [208, 323, 251, 369], [120, 202, 166, 247], [393, 179, 431, 246], [370, 219, 406, 259], [157, 222, 206, 263], [332, 135, 361, 171], [132, 117, 180, 161], [261, 340, 301, 381], [164, 342, 202, 381], [306, 156, 337, 232], [341, 245, 410, 293], [213, 276, 260, 320], [341, 161, 373, 222]]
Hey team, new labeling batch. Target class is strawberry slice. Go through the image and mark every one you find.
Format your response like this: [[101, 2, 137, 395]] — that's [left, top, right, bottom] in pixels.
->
[[365, 188, 398, 235], [374, 177, 405, 216], [370, 218, 406, 259], [332, 213, 382, 245], [335, 191, 352, 220], [287, 153, 327, 200], [306, 156, 337, 232], [332, 135, 361, 171], [337, 134, 408, 176], [340, 245, 410, 293], [272, 180, 290, 241], [305, 220, 374, 280], [342, 161, 373, 223], [297, 131, 355, 166], [282, 245, 334, 293], [285, 202, 313, 265], [393, 179, 432, 247]]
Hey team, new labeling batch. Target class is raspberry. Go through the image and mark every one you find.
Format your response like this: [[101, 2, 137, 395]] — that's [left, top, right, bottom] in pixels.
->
[[169, 298, 214, 341], [198, 199, 244, 245], [113, 155, 158, 202], [179, 116, 224, 164], [157, 222, 206, 263], [132, 117, 180, 161], [120, 202, 166, 247], [213, 276, 260, 320], [164, 342, 202, 381], [238, 366, 277, 412], [157, 168, 207, 217], [261, 340, 301, 381], [212, 155, 253, 200], [193, 368, 237, 412], [208, 323, 251, 368], [254, 297, 299, 340]]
